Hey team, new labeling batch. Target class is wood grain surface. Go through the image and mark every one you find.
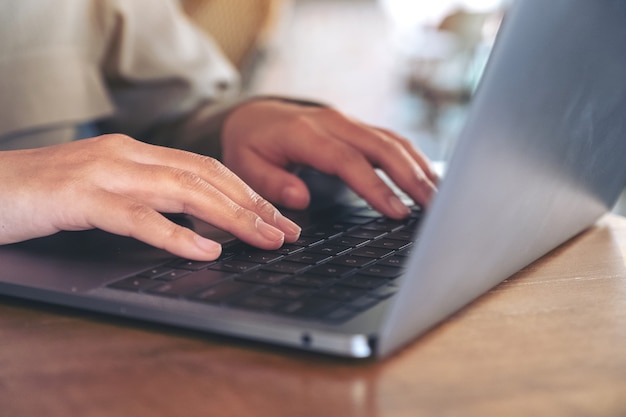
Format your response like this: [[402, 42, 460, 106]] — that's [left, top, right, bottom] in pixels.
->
[[2, 215, 626, 417]]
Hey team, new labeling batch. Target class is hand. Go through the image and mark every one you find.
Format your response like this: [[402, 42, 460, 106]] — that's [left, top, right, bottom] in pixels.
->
[[0, 135, 301, 260], [221, 99, 439, 218]]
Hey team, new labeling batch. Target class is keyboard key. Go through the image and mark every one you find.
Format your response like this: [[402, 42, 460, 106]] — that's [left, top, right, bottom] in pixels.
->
[[216, 244, 244, 260], [147, 270, 233, 297], [138, 265, 175, 279], [333, 236, 370, 247], [285, 252, 332, 265], [262, 261, 310, 274], [409, 206, 423, 217], [274, 244, 305, 255], [209, 260, 259, 273], [385, 229, 416, 242], [259, 285, 311, 300], [286, 274, 336, 288], [349, 247, 394, 259], [281, 209, 315, 229], [369, 238, 411, 250], [236, 270, 289, 285], [329, 255, 376, 268], [231, 251, 284, 264], [136, 266, 191, 281], [315, 286, 367, 302], [301, 226, 343, 240], [154, 269, 191, 281], [306, 264, 355, 277], [359, 265, 403, 279], [361, 218, 407, 232], [292, 236, 325, 247], [324, 221, 359, 233], [346, 229, 387, 240], [396, 247, 414, 257], [307, 243, 351, 257], [189, 280, 258, 304], [377, 255, 407, 268], [168, 259, 216, 271], [108, 277, 161, 292], [339, 275, 388, 290]]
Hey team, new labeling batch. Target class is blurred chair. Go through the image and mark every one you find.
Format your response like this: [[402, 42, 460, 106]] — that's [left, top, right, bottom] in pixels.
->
[[180, 0, 287, 85]]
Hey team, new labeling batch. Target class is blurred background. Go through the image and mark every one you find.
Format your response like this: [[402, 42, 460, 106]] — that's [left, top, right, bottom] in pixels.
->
[[181, 0, 626, 215], [181, 0, 507, 163]]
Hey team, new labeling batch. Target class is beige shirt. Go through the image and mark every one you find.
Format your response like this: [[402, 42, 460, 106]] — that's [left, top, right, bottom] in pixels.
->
[[0, 0, 240, 155]]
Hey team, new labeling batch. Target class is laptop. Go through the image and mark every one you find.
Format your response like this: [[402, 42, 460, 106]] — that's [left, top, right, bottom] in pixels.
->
[[1, 0, 625, 359]]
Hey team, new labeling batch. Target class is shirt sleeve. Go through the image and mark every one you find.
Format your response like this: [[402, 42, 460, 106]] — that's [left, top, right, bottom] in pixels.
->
[[97, 0, 241, 152], [0, 0, 240, 154], [99, 0, 328, 159], [0, 1, 115, 148]]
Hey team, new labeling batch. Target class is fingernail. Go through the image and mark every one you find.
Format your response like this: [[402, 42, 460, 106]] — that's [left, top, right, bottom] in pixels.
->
[[194, 235, 222, 258], [256, 218, 285, 242], [388, 195, 411, 217], [275, 213, 301, 240]]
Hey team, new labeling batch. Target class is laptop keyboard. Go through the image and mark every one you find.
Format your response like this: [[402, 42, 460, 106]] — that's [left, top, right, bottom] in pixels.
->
[[107, 205, 422, 323]]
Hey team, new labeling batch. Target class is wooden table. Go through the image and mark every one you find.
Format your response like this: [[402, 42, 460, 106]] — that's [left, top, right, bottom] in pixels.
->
[[2, 214, 626, 417]]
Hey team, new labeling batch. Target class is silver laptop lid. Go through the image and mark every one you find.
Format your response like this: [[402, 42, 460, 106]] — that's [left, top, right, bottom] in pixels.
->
[[379, 0, 626, 357]]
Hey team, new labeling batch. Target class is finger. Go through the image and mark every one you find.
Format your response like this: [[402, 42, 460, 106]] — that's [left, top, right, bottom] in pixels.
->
[[121, 140, 301, 241], [231, 148, 312, 210], [270, 130, 413, 218], [311, 118, 437, 207], [348, 125, 438, 207], [83, 190, 224, 261], [324, 144, 415, 218], [375, 127, 440, 185], [99, 162, 295, 248], [196, 156, 302, 240]]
